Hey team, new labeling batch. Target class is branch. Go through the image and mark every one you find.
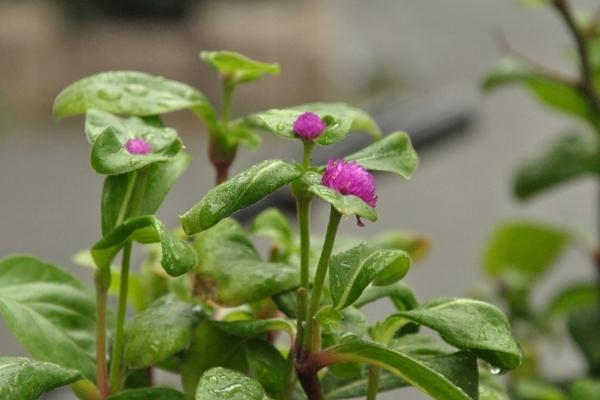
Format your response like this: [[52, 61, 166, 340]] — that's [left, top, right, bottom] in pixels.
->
[[553, 0, 600, 116], [496, 30, 577, 85]]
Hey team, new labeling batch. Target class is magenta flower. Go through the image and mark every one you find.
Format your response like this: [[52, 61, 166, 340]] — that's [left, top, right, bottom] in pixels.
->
[[125, 138, 152, 155], [322, 159, 377, 225], [293, 112, 326, 140]]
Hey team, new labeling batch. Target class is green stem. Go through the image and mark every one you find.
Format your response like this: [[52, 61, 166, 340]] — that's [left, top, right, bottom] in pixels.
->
[[108, 168, 147, 394], [94, 273, 109, 399], [366, 366, 381, 400], [295, 197, 312, 354], [222, 80, 235, 128], [109, 242, 132, 393], [115, 172, 138, 227], [303, 206, 342, 351], [303, 140, 314, 168]]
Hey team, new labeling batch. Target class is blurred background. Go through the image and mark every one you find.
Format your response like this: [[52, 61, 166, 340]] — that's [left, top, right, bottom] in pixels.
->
[[0, 0, 597, 398]]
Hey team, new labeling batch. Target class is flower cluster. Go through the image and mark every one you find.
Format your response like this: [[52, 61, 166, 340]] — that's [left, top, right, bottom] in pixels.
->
[[323, 159, 378, 223]]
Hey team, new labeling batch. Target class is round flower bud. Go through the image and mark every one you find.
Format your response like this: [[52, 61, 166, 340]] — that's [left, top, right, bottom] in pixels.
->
[[125, 138, 152, 155], [293, 112, 326, 140]]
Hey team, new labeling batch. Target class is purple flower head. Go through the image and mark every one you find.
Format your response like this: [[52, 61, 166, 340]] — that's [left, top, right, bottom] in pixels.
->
[[125, 138, 152, 155], [322, 159, 377, 226], [293, 112, 326, 140]]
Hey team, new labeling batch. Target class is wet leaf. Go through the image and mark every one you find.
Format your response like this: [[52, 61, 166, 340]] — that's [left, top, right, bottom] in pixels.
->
[[0, 357, 82, 400], [181, 160, 302, 234], [345, 131, 418, 178], [329, 243, 411, 309], [201, 50, 280, 85], [0, 256, 96, 380]]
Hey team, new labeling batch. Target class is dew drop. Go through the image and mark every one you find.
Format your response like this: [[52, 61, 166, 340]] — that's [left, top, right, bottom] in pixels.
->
[[98, 87, 122, 101], [489, 366, 501, 375], [125, 83, 149, 96]]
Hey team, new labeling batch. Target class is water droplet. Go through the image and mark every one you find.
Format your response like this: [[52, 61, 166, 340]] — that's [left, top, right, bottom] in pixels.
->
[[125, 83, 148, 96], [98, 87, 122, 101], [489, 366, 501, 375]]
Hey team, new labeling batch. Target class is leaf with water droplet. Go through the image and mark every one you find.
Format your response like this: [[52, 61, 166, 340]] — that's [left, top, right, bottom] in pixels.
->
[[196, 367, 267, 400], [190, 218, 298, 306], [329, 243, 411, 310], [240, 102, 381, 145], [181, 160, 302, 234], [124, 295, 205, 370], [91, 215, 198, 281], [53, 70, 214, 120], [396, 297, 523, 371]]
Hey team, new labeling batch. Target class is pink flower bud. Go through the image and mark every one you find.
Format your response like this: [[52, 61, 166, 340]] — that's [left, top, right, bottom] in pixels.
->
[[125, 138, 152, 155], [293, 112, 326, 140]]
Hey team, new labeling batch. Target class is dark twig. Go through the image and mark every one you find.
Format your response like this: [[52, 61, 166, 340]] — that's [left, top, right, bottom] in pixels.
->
[[553, 0, 600, 116], [495, 30, 577, 85]]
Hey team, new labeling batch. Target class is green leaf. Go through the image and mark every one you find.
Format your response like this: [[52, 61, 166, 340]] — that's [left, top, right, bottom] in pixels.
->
[[484, 220, 569, 284], [91, 215, 198, 278], [251, 207, 294, 251], [212, 318, 295, 342], [0, 256, 96, 380], [397, 298, 522, 370], [192, 218, 299, 306], [354, 282, 418, 311], [570, 379, 600, 400], [327, 339, 478, 400], [196, 367, 267, 400], [568, 306, 600, 375], [124, 295, 203, 370], [108, 387, 187, 400], [201, 50, 280, 85], [512, 379, 568, 400], [329, 243, 411, 309], [482, 58, 600, 128], [90, 127, 182, 175], [513, 133, 600, 199], [53, 71, 211, 119], [0, 357, 82, 400], [540, 282, 598, 326], [308, 184, 377, 222], [244, 102, 381, 145], [181, 322, 285, 398], [345, 131, 418, 178], [102, 151, 190, 235], [181, 160, 302, 234]]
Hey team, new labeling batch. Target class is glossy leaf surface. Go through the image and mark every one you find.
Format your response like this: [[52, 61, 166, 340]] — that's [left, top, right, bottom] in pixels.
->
[[124, 295, 203, 369], [329, 243, 411, 309], [0, 256, 96, 380], [308, 184, 377, 222], [181, 160, 302, 234], [195, 367, 267, 400], [328, 339, 478, 400], [92, 215, 198, 278], [101, 152, 190, 235], [245, 102, 380, 145], [201, 50, 280, 84], [346, 131, 418, 178], [0, 357, 82, 400], [192, 219, 298, 306], [53, 71, 210, 118], [108, 387, 187, 400], [397, 297, 522, 370]]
